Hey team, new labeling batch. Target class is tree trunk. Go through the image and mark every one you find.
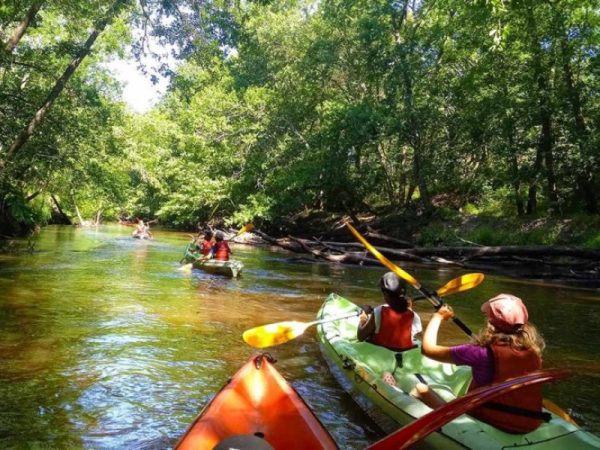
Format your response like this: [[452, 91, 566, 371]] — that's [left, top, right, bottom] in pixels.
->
[[376, 142, 397, 206], [74, 204, 85, 225], [0, 0, 129, 175], [560, 39, 597, 213], [26, 191, 41, 202], [525, 6, 557, 211], [50, 195, 72, 225], [4, 2, 43, 54]]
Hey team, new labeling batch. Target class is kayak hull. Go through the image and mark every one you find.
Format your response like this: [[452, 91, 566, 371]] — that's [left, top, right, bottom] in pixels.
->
[[317, 293, 600, 450], [175, 354, 338, 450], [191, 259, 243, 277], [181, 243, 243, 277]]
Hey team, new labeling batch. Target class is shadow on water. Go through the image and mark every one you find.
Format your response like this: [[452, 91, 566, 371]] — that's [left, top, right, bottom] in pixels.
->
[[0, 224, 598, 449]]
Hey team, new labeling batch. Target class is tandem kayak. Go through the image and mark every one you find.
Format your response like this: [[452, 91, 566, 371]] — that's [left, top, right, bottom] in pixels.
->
[[181, 244, 243, 277], [317, 293, 600, 450], [192, 258, 243, 277], [175, 353, 338, 450]]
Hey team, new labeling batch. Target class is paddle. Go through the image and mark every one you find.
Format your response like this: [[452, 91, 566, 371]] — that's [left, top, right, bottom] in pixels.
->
[[345, 222, 475, 337], [365, 368, 572, 450], [414, 272, 484, 300], [243, 312, 359, 348], [179, 224, 254, 272], [242, 273, 483, 349]]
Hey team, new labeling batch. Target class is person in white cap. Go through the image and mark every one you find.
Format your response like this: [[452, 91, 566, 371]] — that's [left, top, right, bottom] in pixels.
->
[[415, 293, 547, 434]]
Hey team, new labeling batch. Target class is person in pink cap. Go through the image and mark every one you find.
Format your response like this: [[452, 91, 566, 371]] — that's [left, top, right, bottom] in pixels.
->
[[414, 293, 547, 433]]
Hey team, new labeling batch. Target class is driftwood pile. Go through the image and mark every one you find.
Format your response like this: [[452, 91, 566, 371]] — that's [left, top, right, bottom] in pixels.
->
[[232, 229, 600, 288]]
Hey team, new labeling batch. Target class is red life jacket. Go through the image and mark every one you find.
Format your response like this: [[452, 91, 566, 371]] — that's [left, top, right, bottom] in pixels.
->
[[213, 241, 231, 261], [468, 343, 543, 433], [370, 306, 415, 352], [201, 240, 213, 256]]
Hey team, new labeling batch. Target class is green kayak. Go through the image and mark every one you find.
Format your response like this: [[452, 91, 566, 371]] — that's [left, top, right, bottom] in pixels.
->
[[191, 258, 243, 277], [181, 244, 243, 277], [317, 293, 600, 450]]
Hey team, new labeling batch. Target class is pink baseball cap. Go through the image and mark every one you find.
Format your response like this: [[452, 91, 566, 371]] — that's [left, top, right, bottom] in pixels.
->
[[481, 293, 528, 332]]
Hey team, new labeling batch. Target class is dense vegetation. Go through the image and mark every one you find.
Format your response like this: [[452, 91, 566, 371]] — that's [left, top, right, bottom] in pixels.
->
[[1, 0, 599, 244]]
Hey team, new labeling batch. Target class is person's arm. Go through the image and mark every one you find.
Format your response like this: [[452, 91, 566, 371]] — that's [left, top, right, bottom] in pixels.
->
[[357, 311, 376, 341], [421, 305, 455, 364]]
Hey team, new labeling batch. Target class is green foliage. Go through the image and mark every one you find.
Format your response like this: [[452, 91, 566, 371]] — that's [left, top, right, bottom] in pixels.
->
[[228, 193, 274, 227], [1, 191, 51, 233], [584, 234, 600, 249], [462, 203, 480, 215], [1, 0, 599, 239], [415, 223, 456, 247]]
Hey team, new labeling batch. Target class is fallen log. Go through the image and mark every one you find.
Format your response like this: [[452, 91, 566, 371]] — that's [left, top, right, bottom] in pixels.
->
[[308, 239, 428, 263], [404, 245, 600, 260], [288, 236, 381, 265], [242, 229, 599, 287]]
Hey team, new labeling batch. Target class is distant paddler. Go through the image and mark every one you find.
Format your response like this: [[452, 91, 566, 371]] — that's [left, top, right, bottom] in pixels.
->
[[132, 219, 152, 239]]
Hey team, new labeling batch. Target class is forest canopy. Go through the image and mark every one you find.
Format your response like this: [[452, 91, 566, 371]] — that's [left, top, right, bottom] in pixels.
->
[[1, 0, 599, 238]]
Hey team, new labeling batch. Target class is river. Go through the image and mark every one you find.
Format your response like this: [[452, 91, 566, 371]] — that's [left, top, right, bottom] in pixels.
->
[[0, 225, 598, 449]]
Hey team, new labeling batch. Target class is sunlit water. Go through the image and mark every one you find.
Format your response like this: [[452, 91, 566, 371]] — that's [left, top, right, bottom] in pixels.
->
[[0, 225, 598, 449]]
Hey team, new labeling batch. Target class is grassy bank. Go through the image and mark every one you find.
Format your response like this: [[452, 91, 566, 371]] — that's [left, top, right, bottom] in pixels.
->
[[275, 208, 600, 249]]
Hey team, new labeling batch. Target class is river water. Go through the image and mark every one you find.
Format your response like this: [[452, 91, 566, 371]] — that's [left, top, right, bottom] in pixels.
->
[[0, 225, 598, 449]]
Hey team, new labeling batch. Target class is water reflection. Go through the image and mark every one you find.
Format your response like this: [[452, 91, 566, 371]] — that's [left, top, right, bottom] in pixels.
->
[[0, 225, 598, 449]]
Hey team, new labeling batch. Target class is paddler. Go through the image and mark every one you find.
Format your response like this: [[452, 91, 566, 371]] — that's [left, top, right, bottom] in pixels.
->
[[417, 293, 547, 433], [357, 272, 422, 352], [209, 231, 232, 261]]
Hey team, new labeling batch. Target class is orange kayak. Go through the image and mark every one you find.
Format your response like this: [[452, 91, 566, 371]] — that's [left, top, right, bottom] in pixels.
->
[[175, 354, 339, 450]]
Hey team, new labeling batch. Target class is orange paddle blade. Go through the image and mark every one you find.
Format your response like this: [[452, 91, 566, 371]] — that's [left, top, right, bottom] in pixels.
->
[[345, 222, 420, 288]]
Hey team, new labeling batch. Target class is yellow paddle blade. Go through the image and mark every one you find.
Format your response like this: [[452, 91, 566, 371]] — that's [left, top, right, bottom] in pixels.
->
[[237, 223, 255, 235], [345, 222, 420, 289], [243, 321, 308, 348], [436, 273, 484, 297]]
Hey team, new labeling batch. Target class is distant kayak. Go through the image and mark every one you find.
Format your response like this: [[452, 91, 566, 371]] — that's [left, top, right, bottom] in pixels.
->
[[132, 233, 151, 240], [317, 293, 600, 450], [192, 258, 243, 277], [181, 243, 243, 277], [175, 353, 338, 450]]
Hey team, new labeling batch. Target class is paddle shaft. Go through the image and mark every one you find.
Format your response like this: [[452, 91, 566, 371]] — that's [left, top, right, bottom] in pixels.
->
[[346, 223, 473, 337], [415, 286, 472, 337], [308, 312, 359, 327]]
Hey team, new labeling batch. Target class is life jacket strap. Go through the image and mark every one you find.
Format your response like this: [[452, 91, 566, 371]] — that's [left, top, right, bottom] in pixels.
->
[[481, 402, 552, 421]]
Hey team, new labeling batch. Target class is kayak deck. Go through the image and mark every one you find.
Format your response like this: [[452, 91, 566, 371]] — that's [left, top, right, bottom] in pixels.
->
[[317, 293, 600, 450], [175, 354, 338, 450], [192, 259, 243, 277]]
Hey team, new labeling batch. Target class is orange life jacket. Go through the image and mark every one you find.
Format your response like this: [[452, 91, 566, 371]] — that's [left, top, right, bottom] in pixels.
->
[[370, 306, 415, 352], [202, 240, 213, 256], [468, 343, 543, 433], [213, 241, 231, 261]]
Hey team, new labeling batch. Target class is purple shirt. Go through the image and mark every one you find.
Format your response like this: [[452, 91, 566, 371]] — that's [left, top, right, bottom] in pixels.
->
[[450, 344, 494, 387]]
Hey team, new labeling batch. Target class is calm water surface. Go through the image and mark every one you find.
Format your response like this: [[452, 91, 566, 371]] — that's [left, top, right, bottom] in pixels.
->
[[0, 225, 598, 449]]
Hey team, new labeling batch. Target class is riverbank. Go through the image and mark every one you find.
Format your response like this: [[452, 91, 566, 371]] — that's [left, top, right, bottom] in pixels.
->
[[234, 211, 600, 289]]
